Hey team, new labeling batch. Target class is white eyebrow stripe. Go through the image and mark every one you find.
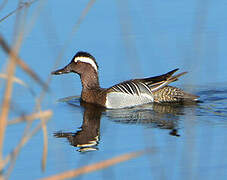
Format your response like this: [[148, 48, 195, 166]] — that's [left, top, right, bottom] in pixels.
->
[[74, 57, 98, 72]]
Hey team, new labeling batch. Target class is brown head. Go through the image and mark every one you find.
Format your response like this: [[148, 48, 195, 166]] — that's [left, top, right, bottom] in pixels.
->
[[51, 51, 100, 89]]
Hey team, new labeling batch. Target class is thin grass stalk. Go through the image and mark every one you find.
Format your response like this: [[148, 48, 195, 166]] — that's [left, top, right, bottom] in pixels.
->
[[0, 35, 48, 91], [24, 0, 47, 39], [0, 74, 35, 96], [41, 120, 48, 172], [116, 0, 141, 77], [0, 50, 17, 164], [7, 110, 52, 125], [3, 116, 51, 179], [35, 101, 48, 172], [0, 22, 23, 170], [0, 0, 38, 23], [40, 150, 145, 180], [0, 1, 28, 169], [0, 1, 48, 90], [0, 73, 27, 87]]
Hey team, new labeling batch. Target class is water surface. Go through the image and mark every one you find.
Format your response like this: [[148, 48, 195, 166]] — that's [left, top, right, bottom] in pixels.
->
[[1, 0, 227, 179]]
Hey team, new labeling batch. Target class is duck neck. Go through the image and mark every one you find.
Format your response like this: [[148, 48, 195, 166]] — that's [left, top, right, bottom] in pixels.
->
[[80, 71, 100, 91]]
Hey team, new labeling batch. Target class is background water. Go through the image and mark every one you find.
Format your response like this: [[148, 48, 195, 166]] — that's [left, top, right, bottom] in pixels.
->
[[0, 0, 227, 179]]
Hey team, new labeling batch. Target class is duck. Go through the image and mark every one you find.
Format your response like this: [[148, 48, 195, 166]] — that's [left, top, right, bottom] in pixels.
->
[[51, 51, 199, 109]]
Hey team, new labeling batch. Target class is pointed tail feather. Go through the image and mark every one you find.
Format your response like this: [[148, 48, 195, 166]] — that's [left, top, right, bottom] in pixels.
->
[[168, 71, 187, 82], [143, 68, 179, 84], [151, 72, 187, 92], [164, 68, 179, 78]]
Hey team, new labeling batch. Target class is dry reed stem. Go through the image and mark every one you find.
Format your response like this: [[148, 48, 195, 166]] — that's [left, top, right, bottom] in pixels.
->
[[0, 175, 4, 180], [0, 30, 22, 167], [0, 73, 35, 96], [116, 0, 141, 76], [0, 73, 27, 87], [0, 61, 16, 167], [0, 6, 49, 173], [39, 150, 145, 180], [0, 35, 48, 91], [24, 0, 46, 39], [0, 1, 30, 171], [41, 120, 48, 172], [0, 0, 38, 23], [76, 0, 96, 27], [7, 110, 52, 125], [35, 102, 48, 172]]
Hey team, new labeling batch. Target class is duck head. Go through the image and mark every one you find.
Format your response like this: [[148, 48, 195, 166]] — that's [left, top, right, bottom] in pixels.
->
[[51, 51, 98, 76]]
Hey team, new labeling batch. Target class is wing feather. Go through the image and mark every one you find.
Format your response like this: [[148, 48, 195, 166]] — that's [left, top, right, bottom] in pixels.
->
[[107, 69, 187, 94]]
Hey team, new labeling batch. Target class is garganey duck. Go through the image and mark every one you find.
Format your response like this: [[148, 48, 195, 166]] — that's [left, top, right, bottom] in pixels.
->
[[51, 51, 199, 109]]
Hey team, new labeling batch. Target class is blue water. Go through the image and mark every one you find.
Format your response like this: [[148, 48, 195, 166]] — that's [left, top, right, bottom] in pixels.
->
[[1, 0, 227, 179]]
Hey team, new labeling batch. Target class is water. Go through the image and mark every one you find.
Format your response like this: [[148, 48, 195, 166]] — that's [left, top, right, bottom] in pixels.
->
[[1, 0, 227, 179]]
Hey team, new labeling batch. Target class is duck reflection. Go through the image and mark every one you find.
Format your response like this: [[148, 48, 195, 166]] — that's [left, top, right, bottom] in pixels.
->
[[105, 103, 186, 136], [54, 101, 104, 152], [54, 97, 197, 151]]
